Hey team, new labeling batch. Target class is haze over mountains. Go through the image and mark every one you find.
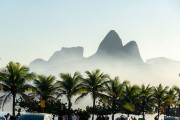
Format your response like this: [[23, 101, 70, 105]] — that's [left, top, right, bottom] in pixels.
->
[[30, 30, 180, 87]]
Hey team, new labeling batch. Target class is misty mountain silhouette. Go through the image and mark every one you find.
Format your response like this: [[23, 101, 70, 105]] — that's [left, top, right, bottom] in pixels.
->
[[90, 30, 143, 64], [29, 30, 180, 88], [30, 30, 143, 68], [48, 47, 84, 65], [146, 57, 177, 64]]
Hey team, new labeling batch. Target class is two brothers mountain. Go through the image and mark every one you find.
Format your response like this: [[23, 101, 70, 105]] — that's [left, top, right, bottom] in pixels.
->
[[30, 30, 180, 87]]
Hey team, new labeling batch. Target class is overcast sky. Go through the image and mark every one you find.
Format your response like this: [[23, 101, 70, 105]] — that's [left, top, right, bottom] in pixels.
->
[[0, 0, 180, 67]]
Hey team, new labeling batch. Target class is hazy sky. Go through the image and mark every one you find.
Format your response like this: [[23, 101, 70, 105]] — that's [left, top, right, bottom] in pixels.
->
[[0, 0, 180, 67]]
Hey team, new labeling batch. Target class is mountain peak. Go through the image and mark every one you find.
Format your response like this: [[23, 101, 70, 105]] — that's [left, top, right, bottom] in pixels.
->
[[103, 30, 122, 45], [48, 46, 84, 64], [91, 31, 143, 64], [123, 41, 143, 63], [108, 30, 119, 36], [95, 30, 123, 56]]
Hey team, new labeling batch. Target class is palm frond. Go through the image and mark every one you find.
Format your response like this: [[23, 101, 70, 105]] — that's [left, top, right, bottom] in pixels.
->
[[75, 93, 89, 104]]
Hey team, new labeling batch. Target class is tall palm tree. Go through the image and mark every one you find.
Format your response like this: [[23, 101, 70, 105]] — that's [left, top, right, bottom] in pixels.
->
[[173, 86, 180, 108], [173, 86, 180, 117], [164, 87, 176, 116], [138, 84, 154, 120], [76, 69, 109, 120], [153, 84, 169, 120], [105, 76, 129, 120], [0, 62, 35, 116], [32, 75, 59, 101], [57, 71, 83, 118], [123, 84, 140, 116]]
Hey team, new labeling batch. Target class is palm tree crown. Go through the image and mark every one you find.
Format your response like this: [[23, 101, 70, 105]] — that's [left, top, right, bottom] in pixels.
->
[[58, 72, 83, 113], [153, 84, 169, 120], [105, 77, 129, 120], [76, 69, 109, 120], [33, 74, 58, 101], [123, 84, 140, 116], [138, 84, 154, 119], [0, 62, 35, 116]]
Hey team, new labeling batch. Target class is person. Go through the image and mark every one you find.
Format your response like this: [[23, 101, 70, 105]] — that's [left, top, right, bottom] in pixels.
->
[[58, 115, 63, 120], [101, 115, 105, 120], [154, 115, 158, 120], [76, 114, 80, 120], [96, 116, 100, 120], [5, 113, 10, 120], [63, 113, 68, 120], [16, 111, 21, 120], [105, 116, 109, 120], [71, 113, 77, 120]]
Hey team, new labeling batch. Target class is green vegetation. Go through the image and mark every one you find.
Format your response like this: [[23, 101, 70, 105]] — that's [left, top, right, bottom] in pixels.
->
[[0, 62, 35, 116], [76, 69, 109, 120], [0, 62, 180, 120], [105, 77, 129, 120], [57, 72, 83, 119], [32, 74, 59, 101]]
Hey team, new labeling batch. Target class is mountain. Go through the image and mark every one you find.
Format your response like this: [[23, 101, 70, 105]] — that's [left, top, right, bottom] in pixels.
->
[[29, 30, 180, 87], [30, 47, 84, 67], [30, 30, 143, 69], [48, 46, 84, 65], [90, 30, 143, 64], [146, 57, 178, 64], [95, 30, 123, 56]]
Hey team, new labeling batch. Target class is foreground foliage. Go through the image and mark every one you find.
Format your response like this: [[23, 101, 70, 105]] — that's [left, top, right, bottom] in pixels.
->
[[0, 62, 180, 120], [0, 62, 35, 116]]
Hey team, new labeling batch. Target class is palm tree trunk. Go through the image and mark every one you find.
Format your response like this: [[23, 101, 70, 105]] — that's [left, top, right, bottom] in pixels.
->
[[157, 108, 160, 120], [112, 113, 114, 120], [143, 111, 145, 120], [12, 93, 16, 116], [112, 100, 115, 120], [157, 102, 160, 120], [68, 98, 71, 120], [142, 102, 145, 120], [92, 97, 95, 120]]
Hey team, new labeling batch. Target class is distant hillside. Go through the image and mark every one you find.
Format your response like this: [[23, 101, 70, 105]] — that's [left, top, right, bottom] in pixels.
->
[[146, 57, 178, 64]]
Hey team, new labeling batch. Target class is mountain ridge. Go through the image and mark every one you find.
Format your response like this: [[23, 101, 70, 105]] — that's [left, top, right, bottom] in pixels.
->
[[30, 30, 144, 67], [29, 30, 180, 94]]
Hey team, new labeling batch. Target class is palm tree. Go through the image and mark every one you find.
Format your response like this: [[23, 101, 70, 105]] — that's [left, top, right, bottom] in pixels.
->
[[32, 74, 59, 101], [76, 69, 109, 120], [57, 71, 83, 118], [138, 84, 154, 120], [153, 84, 169, 120], [0, 62, 35, 116], [164, 87, 177, 116], [123, 84, 140, 116], [105, 76, 129, 120], [173, 86, 180, 108]]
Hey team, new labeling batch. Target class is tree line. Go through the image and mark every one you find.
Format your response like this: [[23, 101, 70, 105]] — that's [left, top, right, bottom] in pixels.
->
[[0, 61, 180, 120]]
